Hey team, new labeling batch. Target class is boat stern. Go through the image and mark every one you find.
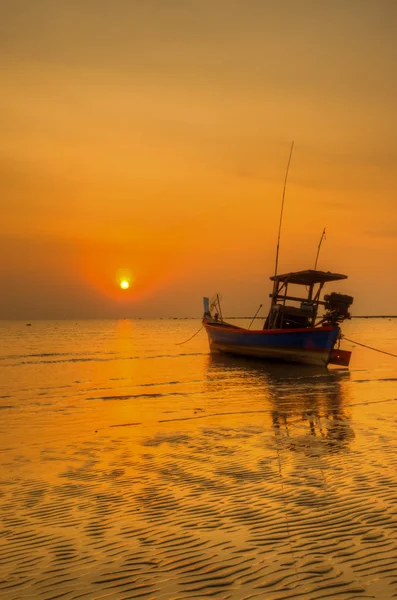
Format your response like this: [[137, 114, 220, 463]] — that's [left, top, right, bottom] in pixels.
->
[[328, 348, 352, 367]]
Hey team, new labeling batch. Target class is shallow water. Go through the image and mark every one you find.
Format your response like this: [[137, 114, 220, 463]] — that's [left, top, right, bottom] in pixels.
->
[[0, 318, 396, 600]]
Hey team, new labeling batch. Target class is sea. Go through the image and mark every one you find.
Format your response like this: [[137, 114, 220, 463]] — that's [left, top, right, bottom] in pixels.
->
[[0, 318, 396, 600]]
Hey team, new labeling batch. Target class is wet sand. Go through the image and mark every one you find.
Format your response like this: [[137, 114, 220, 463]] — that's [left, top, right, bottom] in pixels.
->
[[1, 319, 397, 599]]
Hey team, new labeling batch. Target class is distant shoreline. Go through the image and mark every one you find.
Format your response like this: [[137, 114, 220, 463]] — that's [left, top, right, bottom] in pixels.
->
[[350, 316, 397, 319], [1, 316, 396, 322]]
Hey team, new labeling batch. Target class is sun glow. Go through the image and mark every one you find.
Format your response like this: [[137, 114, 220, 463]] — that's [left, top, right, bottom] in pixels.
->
[[120, 280, 130, 290]]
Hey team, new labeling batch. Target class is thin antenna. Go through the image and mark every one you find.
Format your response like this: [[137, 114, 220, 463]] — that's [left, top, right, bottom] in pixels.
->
[[274, 141, 294, 278], [314, 227, 326, 270]]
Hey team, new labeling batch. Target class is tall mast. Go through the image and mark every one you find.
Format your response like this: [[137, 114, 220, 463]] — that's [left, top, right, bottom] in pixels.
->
[[274, 141, 294, 278]]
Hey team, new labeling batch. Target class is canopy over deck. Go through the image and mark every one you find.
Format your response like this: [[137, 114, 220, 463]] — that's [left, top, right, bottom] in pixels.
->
[[270, 269, 348, 286]]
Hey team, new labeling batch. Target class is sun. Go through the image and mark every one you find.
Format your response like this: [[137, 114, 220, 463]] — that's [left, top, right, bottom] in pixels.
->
[[120, 280, 130, 290]]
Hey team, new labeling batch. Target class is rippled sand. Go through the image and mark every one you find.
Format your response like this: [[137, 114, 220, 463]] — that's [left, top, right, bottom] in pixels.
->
[[1, 319, 397, 599]]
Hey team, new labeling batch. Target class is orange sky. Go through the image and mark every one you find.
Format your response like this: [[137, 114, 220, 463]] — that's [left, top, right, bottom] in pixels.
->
[[1, 0, 396, 318]]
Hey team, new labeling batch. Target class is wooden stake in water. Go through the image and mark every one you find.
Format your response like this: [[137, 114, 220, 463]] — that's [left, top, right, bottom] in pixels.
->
[[274, 141, 294, 278]]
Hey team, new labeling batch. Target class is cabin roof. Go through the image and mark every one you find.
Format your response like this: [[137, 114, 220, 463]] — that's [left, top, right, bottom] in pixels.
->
[[270, 269, 348, 286]]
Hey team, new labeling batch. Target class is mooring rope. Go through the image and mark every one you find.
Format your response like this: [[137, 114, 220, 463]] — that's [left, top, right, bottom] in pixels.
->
[[273, 430, 299, 583], [176, 328, 397, 357], [343, 336, 397, 359], [176, 325, 204, 345]]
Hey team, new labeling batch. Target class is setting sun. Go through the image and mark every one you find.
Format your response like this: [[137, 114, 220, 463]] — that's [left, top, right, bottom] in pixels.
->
[[120, 280, 130, 290]]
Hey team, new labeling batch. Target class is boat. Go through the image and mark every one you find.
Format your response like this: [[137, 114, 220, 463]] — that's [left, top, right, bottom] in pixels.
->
[[202, 269, 354, 367]]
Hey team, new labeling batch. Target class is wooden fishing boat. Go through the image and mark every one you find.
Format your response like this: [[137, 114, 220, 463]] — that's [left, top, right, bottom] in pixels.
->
[[203, 269, 353, 367]]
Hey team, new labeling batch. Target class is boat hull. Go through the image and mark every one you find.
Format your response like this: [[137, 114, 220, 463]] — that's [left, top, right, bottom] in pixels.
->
[[203, 320, 340, 366]]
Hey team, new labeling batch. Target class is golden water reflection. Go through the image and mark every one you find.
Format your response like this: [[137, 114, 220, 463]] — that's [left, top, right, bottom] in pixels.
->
[[2, 320, 397, 600], [206, 353, 354, 454]]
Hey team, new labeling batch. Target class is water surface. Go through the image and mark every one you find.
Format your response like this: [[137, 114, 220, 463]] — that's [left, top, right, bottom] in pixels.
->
[[1, 318, 396, 599]]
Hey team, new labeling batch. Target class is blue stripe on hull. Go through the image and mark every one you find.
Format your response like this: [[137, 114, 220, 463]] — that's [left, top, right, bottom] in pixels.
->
[[204, 323, 340, 366]]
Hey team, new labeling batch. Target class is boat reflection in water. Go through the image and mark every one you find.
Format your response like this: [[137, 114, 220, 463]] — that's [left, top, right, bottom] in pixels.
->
[[206, 353, 355, 455]]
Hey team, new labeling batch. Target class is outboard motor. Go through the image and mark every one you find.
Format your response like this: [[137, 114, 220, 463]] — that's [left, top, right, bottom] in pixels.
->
[[324, 292, 354, 324]]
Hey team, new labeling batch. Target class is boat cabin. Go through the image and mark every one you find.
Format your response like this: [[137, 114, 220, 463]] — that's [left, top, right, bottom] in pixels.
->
[[264, 270, 353, 330]]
